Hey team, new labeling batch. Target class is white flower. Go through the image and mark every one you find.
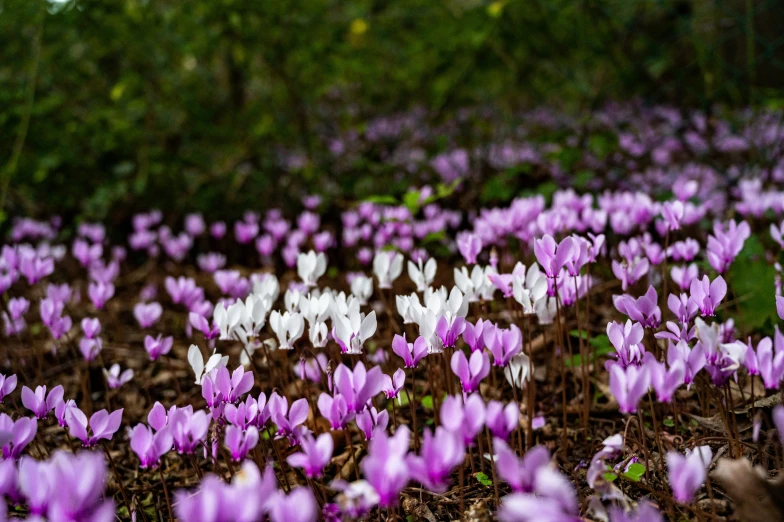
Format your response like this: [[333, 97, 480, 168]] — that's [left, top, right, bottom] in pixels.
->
[[334, 300, 377, 354], [297, 250, 327, 287], [188, 344, 229, 384], [373, 251, 403, 289], [535, 296, 557, 325], [285, 289, 302, 313], [300, 293, 331, 326], [396, 293, 423, 324], [425, 286, 468, 325], [213, 294, 271, 346], [504, 353, 531, 389], [269, 310, 305, 350], [407, 258, 436, 293], [350, 275, 374, 305], [513, 265, 547, 314], [479, 265, 498, 301], [309, 321, 329, 348], [252, 274, 280, 303]]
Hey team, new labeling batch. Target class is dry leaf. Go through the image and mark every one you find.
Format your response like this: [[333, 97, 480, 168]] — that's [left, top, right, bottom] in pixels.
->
[[711, 458, 784, 522]]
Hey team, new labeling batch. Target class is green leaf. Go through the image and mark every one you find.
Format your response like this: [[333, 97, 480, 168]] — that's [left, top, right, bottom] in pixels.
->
[[604, 472, 618, 482], [728, 235, 777, 332], [622, 463, 646, 482], [420, 395, 434, 409], [663, 417, 675, 427], [363, 195, 399, 205], [402, 191, 421, 213], [564, 334, 613, 368], [475, 472, 493, 486]]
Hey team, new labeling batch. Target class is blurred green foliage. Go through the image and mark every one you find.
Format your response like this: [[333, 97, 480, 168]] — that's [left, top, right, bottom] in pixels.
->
[[2, 0, 783, 223]]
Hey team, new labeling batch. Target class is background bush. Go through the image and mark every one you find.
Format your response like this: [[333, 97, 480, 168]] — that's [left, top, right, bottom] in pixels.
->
[[2, 0, 783, 224]]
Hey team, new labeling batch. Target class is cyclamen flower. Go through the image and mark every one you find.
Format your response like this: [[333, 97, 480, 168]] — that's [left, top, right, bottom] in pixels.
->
[[206, 365, 254, 404], [144, 334, 174, 361], [757, 328, 784, 389], [103, 364, 134, 389], [707, 220, 750, 273], [534, 235, 575, 278], [451, 350, 490, 394], [87, 281, 114, 309], [269, 310, 305, 350], [484, 323, 523, 367], [318, 393, 351, 430], [609, 364, 650, 414], [407, 427, 464, 493], [645, 354, 684, 403], [667, 446, 712, 503], [391, 334, 428, 368], [486, 400, 519, 440], [0, 374, 16, 403], [189, 312, 220, 340], [440, 393, 485, 445], [287, 431, 333, 478], [268, 393, 309, 440], [297, 251, 327, 288], [373, 251, 403, 289], [689, 275, 727, 317], [613, 286, 661, 328], [456, 232, 482, 264], [130, 424, 172, 468], [660, 200, 684, 231], [495, 440, 550, 492], [225, 425, 259, 461], [407, 258, 436, 292], [671, 263, 698, 291], [65, 407, 123, 447], [606, 320, 645, 368], [133, 302, 162, 328], [0, 414, 37, 459], [268, 487, 318, 522], [462, 318, 486, 352], [382, 369, 405, 400], [333, 362, 385, 414], [21, 385, 63, 419], [81, 317, 101, 339], [334, 305, 377, 355], [611, 257, 650, 291], [361, 426, 410, 507], [187, 345, 229, 385], [79, 337, 102, 362], [356, 407, 389, 440]]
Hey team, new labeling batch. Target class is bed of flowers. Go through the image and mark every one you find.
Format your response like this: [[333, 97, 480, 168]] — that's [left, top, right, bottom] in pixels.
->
[[2, 104, 784, 521]]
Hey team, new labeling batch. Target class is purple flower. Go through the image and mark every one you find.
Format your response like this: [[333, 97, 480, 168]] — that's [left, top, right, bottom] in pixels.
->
[[660, 201, 684, 231], [144, 334, 174, 361], [170, 408, 210, 454], [287, 431, 333, 477], [486, 400, 519, 440], [65, 407, 123, 447], [777, 295, 784, 321], [613, 286, 661, 328], [646, 354, 684, 403], [671, 264, 698, 291], [609, 364, 650, 414], [332, 362, 384, 414], [134, 301, 163, 328], [381, 368, 406, 400], [211, 365, 254, 404], [667, 445, 712, 503], [608, 503, 664, 522], [21, 384, 63, 419], [758, 329, 784, 389], [103, 364, 134, 389], [462, 319, 486, 352], [484, 323, 523, 367], [361, 426, 410, 507], [189, 311, 221, 340], [0, 414, 37, 459], [606, 320, 645, 368], [18, 252, 54, 285], [130, 424, 172, 468], [440, 393, 485, 445], [225, 425, 259, 461], [317, 393, 351, 430], [268, 393, 309, 440], [87, 281, 114, 309], [210, 221, 227, 239], [356, 407, 389, 440], [79, 337, 103, 362], [0, 374, 17, 403], [456, 232, 482, 264], [451, 350, 490, 394], [534, 235, 575, 278], [72, 239, 103, 268], [268, 486, 318, 522], [81, 317, 101, 339], [611, 257, 650, 291], [391, 334, 428, 368], [185, 213, 206, 236], [774, 405, 784, 446], [234, 220, 259, 244], [224, 395, 260, 430], [495, 440, 550, 492], [407, 427, 464, 492], [707, 220, 750, 273], [689, 275, 727, 317]]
